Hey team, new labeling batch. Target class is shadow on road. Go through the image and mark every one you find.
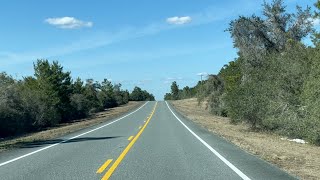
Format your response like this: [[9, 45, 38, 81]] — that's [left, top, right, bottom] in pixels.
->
[[16, 136, 121, 148]]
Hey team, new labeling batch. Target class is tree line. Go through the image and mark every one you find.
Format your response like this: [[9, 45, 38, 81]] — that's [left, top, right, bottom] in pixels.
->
[[0, 60, 155, 138], [164, 81, 200, 100], [165, 0, 320, 145]]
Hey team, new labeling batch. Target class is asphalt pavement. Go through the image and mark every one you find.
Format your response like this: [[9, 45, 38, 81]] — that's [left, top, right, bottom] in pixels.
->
[[0, 101, 297, 180]]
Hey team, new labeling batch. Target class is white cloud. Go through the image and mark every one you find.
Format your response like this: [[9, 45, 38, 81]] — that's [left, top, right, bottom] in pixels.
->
[[45, 17, 93, 29], [1, 0, 254, 66], [166, 16, 192, 25]]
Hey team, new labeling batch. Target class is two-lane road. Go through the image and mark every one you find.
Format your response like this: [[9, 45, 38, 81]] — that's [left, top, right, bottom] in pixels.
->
[[0, 101, 296, 180]]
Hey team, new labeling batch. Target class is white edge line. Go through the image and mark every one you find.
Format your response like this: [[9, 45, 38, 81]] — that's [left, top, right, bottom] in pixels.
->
[[0, 101, 149, 167], [165, 101, 251, 180]]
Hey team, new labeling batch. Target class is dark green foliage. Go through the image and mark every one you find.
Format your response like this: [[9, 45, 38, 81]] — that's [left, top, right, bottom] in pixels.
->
[[0, 60, 155, 138], [170, 81, 180, 100], [113, 84, 129, 106], [217, 59, 242, 118], [197, 75, 226, 117], [70, 93, 90, 119], [69, 78, 89, 119], [21, 77, 61, 128], [164, 93, 172, 100], [222, 0, 316, 143], [301, 45, 320, 145], [164, 81, 199, 100], [129, 86, 155, 101], [0, 73, 28, 136], [99, 79, 117, 109], [221, 0, 318, 144], [219, 60, 242, 94], [223, 0, 317, 144], [33, 60, 73, 123], [163, 0, 320, 145], [83, 79, 102, 114]]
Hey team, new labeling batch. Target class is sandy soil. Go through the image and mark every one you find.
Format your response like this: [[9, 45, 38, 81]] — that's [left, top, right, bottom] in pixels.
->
[[171, 98, 320, 180], [0, 101, 143, 152]]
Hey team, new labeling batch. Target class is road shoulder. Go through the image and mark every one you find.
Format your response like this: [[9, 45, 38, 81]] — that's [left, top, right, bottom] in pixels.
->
[[0, 101, 144, 153], [169, 98, 320, 180]]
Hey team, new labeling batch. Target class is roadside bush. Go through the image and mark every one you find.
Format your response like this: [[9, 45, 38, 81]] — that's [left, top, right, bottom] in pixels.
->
[[301, 46, 320, 145], [0, 60, 156, 138], [164, 81, 201, 101], [0, 78, 27, 136], [20, 84, 60, 128], [163, 0, 320, 145], [70, 94, 90, 119], [197, 75, 226, 116]]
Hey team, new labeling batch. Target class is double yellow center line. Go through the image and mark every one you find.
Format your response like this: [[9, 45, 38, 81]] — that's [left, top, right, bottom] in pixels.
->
[[96, 159, 113, 174], [97, 102, 158, 180]]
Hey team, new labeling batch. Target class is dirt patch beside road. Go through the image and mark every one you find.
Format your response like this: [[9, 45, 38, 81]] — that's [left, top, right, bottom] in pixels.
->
[[170, 98, 320, 180], [0, 101, 143, 152]]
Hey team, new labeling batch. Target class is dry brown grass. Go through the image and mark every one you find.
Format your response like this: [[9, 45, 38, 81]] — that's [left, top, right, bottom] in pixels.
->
[[0, 101, 143, 152], [171, 98, 320, 180]]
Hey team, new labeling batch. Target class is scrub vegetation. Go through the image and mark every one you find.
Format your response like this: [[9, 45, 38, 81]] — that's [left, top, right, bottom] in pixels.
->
[[165, 0, 320, 145], [0, 60, 154, 138], [171, 98, 320, 179]]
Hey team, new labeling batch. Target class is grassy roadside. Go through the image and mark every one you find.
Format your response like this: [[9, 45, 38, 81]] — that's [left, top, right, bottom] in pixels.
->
[[0, 101, 143, 153], [170, 98, 320, 180]]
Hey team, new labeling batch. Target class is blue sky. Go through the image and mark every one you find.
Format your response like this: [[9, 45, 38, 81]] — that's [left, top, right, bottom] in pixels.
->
[[0, 0, 315, 99]]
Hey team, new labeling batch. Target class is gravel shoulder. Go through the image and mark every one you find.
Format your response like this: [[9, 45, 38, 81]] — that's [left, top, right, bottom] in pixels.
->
[[170, 98, 320, 180], [0, 101, 143, 152]]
